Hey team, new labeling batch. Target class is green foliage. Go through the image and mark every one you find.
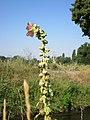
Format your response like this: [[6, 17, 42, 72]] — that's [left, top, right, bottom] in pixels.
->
[[0, 58, 39, 118], [77, 42, 90, 64], [0, 78, 26, 118], [59, 82, 80, 111], [63, 57, 71, 64], [56, 56, 61, 64], [51, 79, 80, 112], [0, 56, 6, 61], [0, 59, 90, 118], [70, 0, 90, 38], [72, 49, 77, 62], [56, 56, 71, 64], [55, 42, 90, 65], [0, 56, 90, 119], [52, 80, 90, 112]]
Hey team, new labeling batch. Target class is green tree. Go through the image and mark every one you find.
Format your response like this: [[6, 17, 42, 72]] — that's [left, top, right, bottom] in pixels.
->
[[56, 53, 65, 64], [64, 57, 71, 64], [72, 49, 77, 62], [61, 53, 65, 64], [56, 54, 71, 64], [62, 53, 65, 58], [56, 56, 62, 64], [77, 42, 90, 64], [0, 56, 6, 61], [70, 0, 90, 38]]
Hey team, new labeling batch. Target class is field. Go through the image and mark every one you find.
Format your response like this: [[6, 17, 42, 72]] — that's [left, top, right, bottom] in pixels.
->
[[0, 58, 90, 119]]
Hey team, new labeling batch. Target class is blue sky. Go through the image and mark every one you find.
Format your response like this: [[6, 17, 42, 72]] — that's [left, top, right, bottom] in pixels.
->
[[0, 0, 89, 58]]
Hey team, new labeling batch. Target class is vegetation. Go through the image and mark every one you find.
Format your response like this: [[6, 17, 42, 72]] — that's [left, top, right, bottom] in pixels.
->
[[0, 57, 90, 119], [55, 42, 90, 65], [77, 42, 90, 64], [70, 0, 90, 38], [0, 42, 90, 66], [72, 49, 77, 63]]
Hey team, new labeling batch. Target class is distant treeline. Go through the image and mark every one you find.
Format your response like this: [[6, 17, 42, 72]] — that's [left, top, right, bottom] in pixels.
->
[[0, 42, 90, 64]]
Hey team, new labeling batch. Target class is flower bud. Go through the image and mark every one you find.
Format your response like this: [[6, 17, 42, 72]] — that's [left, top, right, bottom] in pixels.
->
[[39, 73, 43, 77], [39, 44, 45, 50], [45, 48, 50, 52], [39, 52, 45, 56], [42, 39, 48, 44]]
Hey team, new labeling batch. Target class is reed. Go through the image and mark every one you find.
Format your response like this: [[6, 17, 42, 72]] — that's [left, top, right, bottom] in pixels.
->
[[23, 80, 31, 120], [2, 99, 6, 120]]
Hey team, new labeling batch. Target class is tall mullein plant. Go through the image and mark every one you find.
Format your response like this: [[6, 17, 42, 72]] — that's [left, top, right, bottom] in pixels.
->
[[26, 22, 53, 120]]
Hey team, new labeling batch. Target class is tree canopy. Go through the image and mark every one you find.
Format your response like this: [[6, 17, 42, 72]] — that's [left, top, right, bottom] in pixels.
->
[[70, 0, 90, 38], [77, 42, 90, 64]]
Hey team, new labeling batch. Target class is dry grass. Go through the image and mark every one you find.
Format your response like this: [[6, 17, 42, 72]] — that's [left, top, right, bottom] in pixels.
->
[[66, 65, 90, 84], [49, 64, 90, 84]]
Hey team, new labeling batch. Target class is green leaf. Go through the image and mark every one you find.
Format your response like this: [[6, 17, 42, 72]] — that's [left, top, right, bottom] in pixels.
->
[[44, 106, 51, 115]]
